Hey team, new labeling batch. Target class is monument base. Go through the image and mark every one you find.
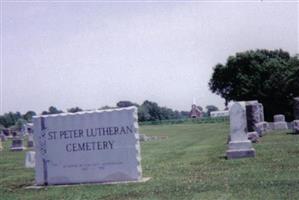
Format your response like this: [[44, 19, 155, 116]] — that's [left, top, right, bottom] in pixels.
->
[[226, 148, 255, 159], [25, 177, 151, 189], [273, 122, 288, 130], [10, 147, 26, 151]]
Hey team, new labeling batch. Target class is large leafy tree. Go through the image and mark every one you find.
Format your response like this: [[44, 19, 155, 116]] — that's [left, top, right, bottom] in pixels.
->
[[209, 49, 299, 121]]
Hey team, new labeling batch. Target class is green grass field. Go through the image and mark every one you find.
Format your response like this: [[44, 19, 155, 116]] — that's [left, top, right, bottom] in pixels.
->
[[1, 123, 299, 200]]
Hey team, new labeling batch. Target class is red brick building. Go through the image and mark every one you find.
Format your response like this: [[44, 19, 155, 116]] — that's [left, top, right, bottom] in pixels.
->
[[189, 104, 203, 118]]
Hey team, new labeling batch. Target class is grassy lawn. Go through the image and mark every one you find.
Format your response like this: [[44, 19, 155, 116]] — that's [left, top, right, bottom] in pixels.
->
[[1, 122, 299, 200]]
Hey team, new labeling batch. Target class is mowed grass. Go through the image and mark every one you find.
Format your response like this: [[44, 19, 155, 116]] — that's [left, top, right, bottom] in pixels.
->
[[1, 123, 299, 200]]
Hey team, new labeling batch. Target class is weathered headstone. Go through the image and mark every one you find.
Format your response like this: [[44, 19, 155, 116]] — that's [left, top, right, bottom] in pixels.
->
[[273, 114, 288, 130], [293, 120, 299, 134], [10, 137, 26, 151], [25, 151, 36, 168], [246, 101, 261, 132], [294, 97, 299, 120], [254, 121, 270, 136], [226, 102, 255, 159], [258, 103, 265, 122], [27, 134, 34, 148], [33, 107, 142, 186]]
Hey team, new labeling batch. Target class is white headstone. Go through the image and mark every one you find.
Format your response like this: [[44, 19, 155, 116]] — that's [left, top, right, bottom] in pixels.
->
[[33, 107, 142, 186], [226, 102, 255, 159], [25, 151, 36, 168]]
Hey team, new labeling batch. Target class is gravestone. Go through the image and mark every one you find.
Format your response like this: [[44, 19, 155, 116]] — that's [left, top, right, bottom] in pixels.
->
[[0, 133, 7, 142], [10, 137, 26, 151], [254, 121, 270, 136], [0, 140, 2, 151], [258, 103, 265, 122], [226, 102, 255, 159], [293, 120, 299, 134], [25, 151, 36, 168], [273, 114, 288, 130], [294, 97, 299, 120], [246, 101, 261, 132], [33, 107, 142, 186], [27, 134, 34, 148]]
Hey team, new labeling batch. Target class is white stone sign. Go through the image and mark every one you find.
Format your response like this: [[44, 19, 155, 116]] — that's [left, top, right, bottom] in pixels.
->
[[33, 107, 142, 185]]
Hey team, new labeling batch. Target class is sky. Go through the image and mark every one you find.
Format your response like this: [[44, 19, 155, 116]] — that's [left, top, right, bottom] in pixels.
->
[[1, 1, 298, 114]]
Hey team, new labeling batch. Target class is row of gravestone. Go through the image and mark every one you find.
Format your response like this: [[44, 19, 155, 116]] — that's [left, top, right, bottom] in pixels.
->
[[227, 97, 299, 159], [2, 98, 299, 185], [0, 133, 34, 152]]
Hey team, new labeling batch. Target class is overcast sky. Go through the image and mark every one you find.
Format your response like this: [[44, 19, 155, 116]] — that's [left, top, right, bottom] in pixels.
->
[[1, 1, 298, 114]]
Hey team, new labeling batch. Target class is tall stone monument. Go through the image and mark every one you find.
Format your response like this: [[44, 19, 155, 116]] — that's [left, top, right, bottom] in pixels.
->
[[246, 101, 261, 132], [33, 107, 142, 186], [226, 102, 255, 159], [246, 100, 268, 136]]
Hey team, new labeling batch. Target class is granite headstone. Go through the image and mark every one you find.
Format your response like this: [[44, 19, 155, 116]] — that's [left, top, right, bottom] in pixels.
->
[[246, 101, 261, 132], [273, 114, 288, 130], [293, 120, 299, 134], [10, 137, 26, 151]]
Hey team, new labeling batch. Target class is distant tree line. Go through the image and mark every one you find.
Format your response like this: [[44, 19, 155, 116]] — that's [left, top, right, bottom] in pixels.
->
[[116, 100, 190, 122], [0, 100, 220, 129]]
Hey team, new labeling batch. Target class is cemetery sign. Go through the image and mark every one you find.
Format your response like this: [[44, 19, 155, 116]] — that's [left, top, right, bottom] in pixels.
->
[[33, 107, 142, 185]]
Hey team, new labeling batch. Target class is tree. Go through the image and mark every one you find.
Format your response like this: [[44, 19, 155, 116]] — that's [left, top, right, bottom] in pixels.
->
[[15, 118, 27, 131], [23, 111, 36, 122], [209, 49, 299, 120], [42, 106, 63, 115], [116, 101, 139, 108], [138, 100, 162, 121], [206, 105, 219, 116], [67, 107, 83, 113], [98, 105, 114, 110], [0, 112, 22, 128]]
